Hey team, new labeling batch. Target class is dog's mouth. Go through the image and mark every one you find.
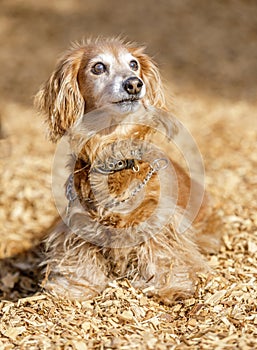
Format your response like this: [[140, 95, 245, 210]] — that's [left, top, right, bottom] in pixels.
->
[[113, 97, 141, 105]]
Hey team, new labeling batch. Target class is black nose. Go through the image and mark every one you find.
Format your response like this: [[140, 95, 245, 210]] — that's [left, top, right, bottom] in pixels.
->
[[123, 77, 143, 95]]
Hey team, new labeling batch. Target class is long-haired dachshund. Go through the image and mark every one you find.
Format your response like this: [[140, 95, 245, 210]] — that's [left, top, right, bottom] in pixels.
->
[[35, 38, 219, 304]]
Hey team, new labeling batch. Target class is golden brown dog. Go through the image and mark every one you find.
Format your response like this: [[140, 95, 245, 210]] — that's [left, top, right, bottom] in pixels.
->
[[35, 38, 219, 303]]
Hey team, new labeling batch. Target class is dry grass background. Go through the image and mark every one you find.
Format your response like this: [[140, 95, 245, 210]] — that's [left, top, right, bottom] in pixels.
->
[[0, 0, 257, 349]]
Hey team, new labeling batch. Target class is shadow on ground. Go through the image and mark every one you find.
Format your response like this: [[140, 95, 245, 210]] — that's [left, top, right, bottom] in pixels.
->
[[0, 244, 43, 301]]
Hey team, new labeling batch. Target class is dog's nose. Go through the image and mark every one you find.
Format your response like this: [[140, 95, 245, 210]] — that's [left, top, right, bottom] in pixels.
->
[[123, 77, 143, 95]]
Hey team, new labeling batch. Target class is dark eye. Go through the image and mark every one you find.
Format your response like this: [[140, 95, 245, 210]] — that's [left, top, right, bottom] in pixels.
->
[[129, 60, 138, 71], [91, 62, 107, 75]]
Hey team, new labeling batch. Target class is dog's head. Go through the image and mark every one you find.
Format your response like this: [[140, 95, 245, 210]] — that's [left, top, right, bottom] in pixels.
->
[[35, 38, 166, 142]]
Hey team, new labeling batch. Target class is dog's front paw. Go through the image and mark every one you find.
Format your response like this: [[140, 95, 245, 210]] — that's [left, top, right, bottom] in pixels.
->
[[135, 271, 195, 306], [42, 274, 108, 301]]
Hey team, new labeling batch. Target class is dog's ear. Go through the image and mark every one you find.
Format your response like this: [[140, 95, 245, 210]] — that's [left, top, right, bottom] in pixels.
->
[[129, 47, 167, 111], [35, 48, 85, 142]]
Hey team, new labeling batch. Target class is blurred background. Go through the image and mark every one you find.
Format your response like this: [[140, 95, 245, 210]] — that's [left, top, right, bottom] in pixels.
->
[[0, 0, 257, 256], [1, 0, 257, 106]]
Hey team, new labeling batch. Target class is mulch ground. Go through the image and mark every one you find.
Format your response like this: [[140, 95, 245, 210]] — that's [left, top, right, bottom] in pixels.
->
[[1, 1, 257, 349]]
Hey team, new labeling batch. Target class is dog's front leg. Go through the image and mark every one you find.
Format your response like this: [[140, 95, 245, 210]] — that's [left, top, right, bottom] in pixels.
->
[[132, 230, 209, 305], [42, 221, 110, 300]]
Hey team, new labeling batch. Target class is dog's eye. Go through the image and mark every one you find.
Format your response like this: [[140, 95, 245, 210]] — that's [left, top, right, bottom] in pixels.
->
[[91, 62, 106, 75], [129, 60, 138, 71]]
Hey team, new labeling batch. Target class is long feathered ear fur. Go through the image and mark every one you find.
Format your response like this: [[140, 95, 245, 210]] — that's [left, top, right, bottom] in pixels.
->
[[35, 47, 85, 142], [129, 46, 167, 111]]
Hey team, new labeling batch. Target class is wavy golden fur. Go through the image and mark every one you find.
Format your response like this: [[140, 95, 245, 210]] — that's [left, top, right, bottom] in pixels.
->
[[35, 38, 219, 303]]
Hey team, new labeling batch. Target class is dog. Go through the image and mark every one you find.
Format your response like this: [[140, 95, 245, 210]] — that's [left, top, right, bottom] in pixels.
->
[[35, 37, 219, 304]]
